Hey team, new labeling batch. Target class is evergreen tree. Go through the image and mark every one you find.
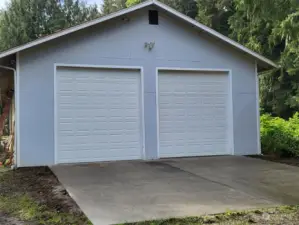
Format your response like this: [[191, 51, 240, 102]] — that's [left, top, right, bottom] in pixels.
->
[[61, 0, 99, 27], [196, 0, 233, 36], [102, 0, 126, 15], [126, 0, 198, 19], [0, 0, 99, 51], [126, 0, 140, 7], [228, 0, 299, 118]]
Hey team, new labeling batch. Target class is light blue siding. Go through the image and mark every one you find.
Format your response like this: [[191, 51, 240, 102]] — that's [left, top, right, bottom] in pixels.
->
[[18, 7, 258, 166]]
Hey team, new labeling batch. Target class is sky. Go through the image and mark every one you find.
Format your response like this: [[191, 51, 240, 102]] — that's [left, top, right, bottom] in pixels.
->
[[0, 0, 104, 9]]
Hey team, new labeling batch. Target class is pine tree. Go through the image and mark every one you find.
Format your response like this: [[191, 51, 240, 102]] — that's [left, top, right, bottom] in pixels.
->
[[0, 0, 99, 51], [126, 0, 141, 7], [196, 0, 233, 35], [126, 0, 198, 19], [102, 0, 126, 15], [228, 0, 299, 118]]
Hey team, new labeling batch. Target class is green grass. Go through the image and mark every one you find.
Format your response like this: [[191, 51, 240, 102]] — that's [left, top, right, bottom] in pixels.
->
[[120, 206, 299, 225], [0, 194, 92, 224], [0, 167, 92, 225]]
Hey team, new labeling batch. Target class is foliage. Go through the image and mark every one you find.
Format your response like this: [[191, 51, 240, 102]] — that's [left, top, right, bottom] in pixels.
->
[[165, 0, 198, 19], [196, 0, 234, 36], [102, 0, 127, 15], [0, 0, 99, 51], [126, 0, 141, 7], [260, 113, 299, 157], [228, 0, 299, 118], [125, 0, 198, 18]]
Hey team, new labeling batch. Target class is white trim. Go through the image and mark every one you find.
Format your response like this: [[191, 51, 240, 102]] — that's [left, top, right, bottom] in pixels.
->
[[140, 67, 146, 159], [54, 63, 143, 70], [16, 53, 20, 167], [54, 64, 58, 164], [53, 63, 145, 164], [255, 61, 261, 154], [156, 67, 235, 158], [0, 0, 277, 69], [155, 68, 160, 158], [156, 67, 233, 72], [228, 69, 235, 155]]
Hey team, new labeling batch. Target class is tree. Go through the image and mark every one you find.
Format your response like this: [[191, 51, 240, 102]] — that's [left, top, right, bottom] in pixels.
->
[[228, 0, 299, 118], [102, 0, 127, 15], [196, 0, 234, 36], [0, 0, 99, 51], [126, 0, 140, 7], [126, 0, 198, 18], [61, 0, 99, 27], [167, 0, 198, 19]]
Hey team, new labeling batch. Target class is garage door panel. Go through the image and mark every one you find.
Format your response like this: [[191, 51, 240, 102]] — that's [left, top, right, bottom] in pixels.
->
[[158, 70, 230, 158], [56, 67, 143, 163], [58, 150, 141, 162]]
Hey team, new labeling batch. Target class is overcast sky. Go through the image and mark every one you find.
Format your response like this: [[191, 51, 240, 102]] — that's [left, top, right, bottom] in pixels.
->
[[0, 0, 104, 9]]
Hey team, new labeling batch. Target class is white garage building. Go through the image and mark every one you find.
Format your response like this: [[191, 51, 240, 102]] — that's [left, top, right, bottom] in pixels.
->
[[0, 0, 277, 167]]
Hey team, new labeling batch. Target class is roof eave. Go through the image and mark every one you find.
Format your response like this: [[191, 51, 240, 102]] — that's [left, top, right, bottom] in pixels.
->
[[0, 0, 278, 69]]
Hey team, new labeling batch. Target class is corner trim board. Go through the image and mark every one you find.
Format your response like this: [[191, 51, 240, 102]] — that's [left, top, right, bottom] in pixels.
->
[[255, 61, 261, 154], [16, 53, 21, 167]]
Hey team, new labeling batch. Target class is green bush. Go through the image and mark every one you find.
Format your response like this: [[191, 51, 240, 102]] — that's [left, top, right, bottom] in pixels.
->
[[260, 113, 299, 157]]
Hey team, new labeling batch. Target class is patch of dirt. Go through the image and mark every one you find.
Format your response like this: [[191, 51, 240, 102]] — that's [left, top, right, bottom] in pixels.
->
[[127, 207, 299, 225], [0, 167, 81, 214], [242, 210, 299, 225], [0, 212, 27, 225], [0, 167, 88, 224], [248, 155, 299, 167]]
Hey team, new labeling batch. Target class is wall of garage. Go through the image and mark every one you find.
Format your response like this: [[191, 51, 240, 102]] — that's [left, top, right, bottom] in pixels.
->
[[18, 6, 258, 166]]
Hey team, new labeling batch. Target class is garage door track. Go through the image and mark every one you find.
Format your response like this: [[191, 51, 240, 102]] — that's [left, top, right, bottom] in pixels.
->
[[51, 156, 299, 225]]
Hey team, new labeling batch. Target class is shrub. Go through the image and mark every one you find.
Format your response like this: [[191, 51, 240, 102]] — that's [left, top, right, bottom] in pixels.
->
[[260, 113, 299, 157]]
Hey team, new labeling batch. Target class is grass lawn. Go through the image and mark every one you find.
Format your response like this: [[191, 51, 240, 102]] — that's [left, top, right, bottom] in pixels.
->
[[0, 166, 91, 225]]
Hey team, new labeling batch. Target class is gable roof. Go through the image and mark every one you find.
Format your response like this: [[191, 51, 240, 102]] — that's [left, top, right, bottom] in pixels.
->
[[0, 0, 277, 68]]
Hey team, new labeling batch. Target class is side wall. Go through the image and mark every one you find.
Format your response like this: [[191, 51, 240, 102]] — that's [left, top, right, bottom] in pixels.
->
[[18, 7, 258, 166]]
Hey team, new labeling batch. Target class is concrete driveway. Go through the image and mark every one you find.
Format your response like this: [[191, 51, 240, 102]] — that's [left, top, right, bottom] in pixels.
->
[[51, 156, 299, 225]]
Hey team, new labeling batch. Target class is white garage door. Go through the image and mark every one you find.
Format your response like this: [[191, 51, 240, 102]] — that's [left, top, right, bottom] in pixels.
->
[[158, 70, 231, 158], [55, 67, 143, 164]]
